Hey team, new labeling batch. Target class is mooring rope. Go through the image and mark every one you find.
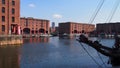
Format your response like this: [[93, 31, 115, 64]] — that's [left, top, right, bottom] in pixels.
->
[[97, 51, 107, 67], [79, 42, 102, 68]]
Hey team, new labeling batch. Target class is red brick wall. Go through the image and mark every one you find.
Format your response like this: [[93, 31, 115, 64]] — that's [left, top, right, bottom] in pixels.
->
[[59, 22, 95, 35], [96, 23, 120, 34], [20, 17, 50, 35], [0, 0, 20, 35]]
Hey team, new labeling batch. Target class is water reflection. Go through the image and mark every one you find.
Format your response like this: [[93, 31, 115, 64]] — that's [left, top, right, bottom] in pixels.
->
[[59, 36, 75, 39], [21, 37, 110, 68], [0, 37, 116, 68], [0, 46, 20, 68], [23, 37, 49, 43]]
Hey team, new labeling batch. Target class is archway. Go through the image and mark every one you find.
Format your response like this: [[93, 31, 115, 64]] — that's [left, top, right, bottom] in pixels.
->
[[74, 30, 78, 33], [39, 28, 45, 33], [82, 30, 85, 33], [35, 30, 38, 34], [23, 28, 30, 34], [46, 31, 48, 34], [31, 30, 34, 34]]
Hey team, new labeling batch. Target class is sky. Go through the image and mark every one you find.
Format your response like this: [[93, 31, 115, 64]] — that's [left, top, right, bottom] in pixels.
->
[[20, 0, 120, 26]]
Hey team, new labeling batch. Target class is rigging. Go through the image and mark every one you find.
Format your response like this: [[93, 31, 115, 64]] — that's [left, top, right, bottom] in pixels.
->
[[86, 0, 106, 30], [79, 0, 106, 67], [79, 0, 120, 67], [105, 0, 120, 23]]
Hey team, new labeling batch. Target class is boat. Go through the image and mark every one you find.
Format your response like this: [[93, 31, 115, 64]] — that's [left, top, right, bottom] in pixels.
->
[[77, 34, 120, 67], [59, 33, 69, 38], [76, 0, 120, 66]]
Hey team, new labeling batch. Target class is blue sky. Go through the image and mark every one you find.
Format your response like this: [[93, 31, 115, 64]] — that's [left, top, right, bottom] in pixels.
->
[[21, 0, 120, 26]]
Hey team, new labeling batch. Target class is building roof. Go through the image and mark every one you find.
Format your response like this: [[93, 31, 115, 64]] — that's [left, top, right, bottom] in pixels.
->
[[20, 17, 50, 21], [59, 22, 95, 25], [97, 22, 120, 25]]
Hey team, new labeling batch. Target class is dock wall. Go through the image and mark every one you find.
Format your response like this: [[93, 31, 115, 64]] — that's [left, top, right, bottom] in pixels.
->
[[0, 35, 23, 45]]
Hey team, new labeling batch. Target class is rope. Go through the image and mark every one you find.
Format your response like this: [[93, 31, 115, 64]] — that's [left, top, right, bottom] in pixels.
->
[[86, 0, 106, 30], [79, 42, 102, 68], [77, 0, 120, 67], [81, 0, 107, 67], [97, 51, 107, 67], [96, 0, 120, 66], [96, 38, 107, 67], [105, 0, 120, 23]]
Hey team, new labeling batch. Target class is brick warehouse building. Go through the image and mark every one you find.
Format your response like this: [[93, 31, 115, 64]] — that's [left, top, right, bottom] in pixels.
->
[[59, 22, 95, 35], [96, 22, 120, 35], [0, 0, 20, 35], [20, 17, 50, 35]]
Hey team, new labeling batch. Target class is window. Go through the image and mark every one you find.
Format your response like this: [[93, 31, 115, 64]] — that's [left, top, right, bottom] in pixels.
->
[[2, 25, 5, 32], [12, 1, 15, 5], [2, 0, 5, 4], [12, 8, 15, 14], [2, 16, 5, 22], [2, 7, 5, 13], [12, 17, 15, 22], [24, 22, 26, 26]]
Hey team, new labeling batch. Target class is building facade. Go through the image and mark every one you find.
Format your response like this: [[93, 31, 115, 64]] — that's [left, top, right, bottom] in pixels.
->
[[59, 22, 95, 35], [0, 0, 20, 35], [96, 22, 120, 35], [20, 17, 50, 35]]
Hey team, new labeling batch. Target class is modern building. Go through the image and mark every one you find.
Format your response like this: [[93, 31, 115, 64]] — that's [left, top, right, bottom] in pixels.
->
[[51, 22, 55, 33], [20, 17, 50, 35], [59, 22, 95, 35], [96, 22, 120, 34], [0, 0, 20, 35]]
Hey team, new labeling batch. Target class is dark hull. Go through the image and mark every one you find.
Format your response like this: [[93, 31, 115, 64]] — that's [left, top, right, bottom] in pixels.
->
[[110, 57, 120, 66]]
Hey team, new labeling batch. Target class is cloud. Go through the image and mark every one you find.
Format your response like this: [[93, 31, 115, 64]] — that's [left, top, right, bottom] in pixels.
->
[[28, 4, 36, 8], [53, 14, 63, 19]]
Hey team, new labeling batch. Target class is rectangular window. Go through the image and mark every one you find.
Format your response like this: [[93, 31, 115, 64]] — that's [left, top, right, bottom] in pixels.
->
[[2, 7, 5, 13], [2, 25, 5, 32], [2, 0, 5, 4], [2, 16, 5, 22], [12, 1, 15, 5], [12, 8, 15, 14], [12, 17, 15, 22]]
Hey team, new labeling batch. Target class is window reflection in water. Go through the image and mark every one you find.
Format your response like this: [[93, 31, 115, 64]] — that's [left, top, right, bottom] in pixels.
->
[[23, 37, 49, 43], [0, 46, 20, 68]]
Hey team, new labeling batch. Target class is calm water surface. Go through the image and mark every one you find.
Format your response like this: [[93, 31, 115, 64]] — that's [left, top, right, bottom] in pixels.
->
[[0, 37, 118, 68]]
